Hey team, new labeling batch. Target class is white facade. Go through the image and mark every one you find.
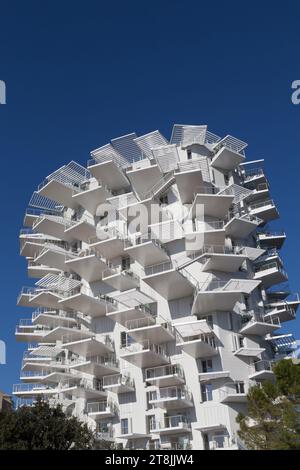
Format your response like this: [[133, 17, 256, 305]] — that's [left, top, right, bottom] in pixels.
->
[[15, 125, 299, 450]]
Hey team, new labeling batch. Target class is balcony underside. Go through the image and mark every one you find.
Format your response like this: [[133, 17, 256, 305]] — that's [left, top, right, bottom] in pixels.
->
[[71, 387, 107, 400], [211, 147, 245, 171], [21, 241, 45, 258], [152, 425, 192, 435], [220, 393, 247, 403], [234, 347, 265, 357], [102, 271, 139, 292], [225, 217, 259, 239], [198, 371, 230, 382], [59, 293, 115, 317], [32, 312, 77, 327], [43, 326, 93, 343], [30, 291, 63, 309], [69, 361, 119, 377], [28, 265, 61, 279], [264, 307, 296, 323], [258, 234, 286, 249], [72, 185, 111, 215], [174, 168, 204, 204], [192, 291, 241, 315], [63, 337, 113, 356], [249, 369, 274, 380], [146, 374, 185, 388], [33, 218, 73, 242], [64, 221, 96, 243], [202, 254, 247, 273], [37, 180, 79, 209], [250, 205, 279, 223], [128, 324, 175, 344], [89, 160, 129, 191], [193, 422, 227, 432], [126, 164, 162, 199], [124, 241, 169, 267], [65, 255, 108, 282], [191, 194, 234, 219], [88, 409, 114, 420], [117, 432, 150, 440], [89, 237, 125, 259], [239, 321, 280, 336], [178, 339, 217, 358], [142, 270, 194, 300], [16, 331, 47, 343], [107, 307, 155, 327], [120, 349, 169, 368], [35, 250, 72, 272], [185, 230, 226, 249], [149, 396, 193, 410], [254, 268, 288, 289], [24, 213, 39, 227], [103, 381, 135, 393]]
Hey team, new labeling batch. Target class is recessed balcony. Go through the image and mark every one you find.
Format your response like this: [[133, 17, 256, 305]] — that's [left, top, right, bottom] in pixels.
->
[[72, 182, 112, 215], [69, 354, 119, 377], [249, 360, 274, 380], [254, 261, 288, 288], [102, 373, 135, 393], [59, 289, 117, 317], [174, 160, 206, 204], [125, 319, 175, 344], [150, 415, 192, 435], [148, 386, 193, 410], [62, 334, 114, 356], [142, 261, 194, 300], [192, 279, 261, 315], [65, 249, 108, 282], [64, 218, 96, 243], [240, 314, 281, 336], [124, 235, 169, 267], [120, 340, 170, 368], [86, 400, 117, 419], [257, 230, 286, 250], [102, 266, 139, 292], [175, 320, 217, 358], [249, 199, 279, 223], [145, 364, 185, 387], [191, 186, 234, 219], [89, 227, 126, 259]]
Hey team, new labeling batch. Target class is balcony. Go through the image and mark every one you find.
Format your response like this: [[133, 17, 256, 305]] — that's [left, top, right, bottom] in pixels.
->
[[124, 235, 169, 267], [174, 160, 208, 204], [107, 302, 156, 327], [219, 382, 248, 403], [126, 318, 175, 344], [242, 167, 266, 187], [27, 287, 64, 310], [89, 227, 126, 259], [69, 379, 108, 400], [249, 360, 274, 380], [192, 278, 261, 315], [20, 239, 45, 258], [233, 343, 265, 358], [62, 334, 114, 356], [34, 244, 77, 273], [71, 182, 112, 215], [27, 260, 61, 279], [59, 288, 117, 317], [198, 370, 230, 382], [15, 321, 50, 343], [87, 144, 130, 191], [254, 261, 288, 288], [43, 325, 93, 343], [148, 386, 193, 410], [142, 261, 195, 301], [185, 220, 226, 248], [191, 185, 234, 219], [224, 212, 263, 239], [249, 199, 279, 223], [32, 309, 77, 328], [193, 404, 228, 432], [239, 313, 281, 336], [257, 230, 286, 249], [33, 214, 74, 242], [120, 340, 170, 368], [145, 364, 185, 387], [64, 217, 96, 243], [246, 183, 270, 202], [65, 249, 108, 282], [102, 265, 139, 292], [86, 400, 117, 419], [150, 415, 192, 435], [197, 244, 247, 273], [17, 287, 38, 307], [175, 320, 217, 358], [102, 374, 135, 393], [264, 304, 297, 323], [69, 354, 119, 377], [12, 382, 76, 398], [126, 161, 162, 200], [211, 136, 246, 171]]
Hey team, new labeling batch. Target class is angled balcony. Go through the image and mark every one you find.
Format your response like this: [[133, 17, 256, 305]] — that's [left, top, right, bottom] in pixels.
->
[[28, 288, 64, 310], [264, 303, 297, 323], [249, 199, 279, 223], [175, 320, 217, 358], [191, 185, 234, 219], [71, 181, 112, 215], [174, 160, 207, 204], [150, 415, 192, 435], [257, 230, 286, 250], [120, 339, 169, 368], [125, 318, 175, 344], [43, 325, 93, 343], [224, 212, 263, 239], [65, 249, 108, 282], [64, 217, 96, 243], [198, 370, 230, 382], [69, 354, 119, 377], [124, 235, 169, 267], [248, 360, 274, 380], [233, 342, 265, 358], [126, 161, 162, 200], [197, 244, 247, 273], [107, 302, 156, 327], [27, 260, 61, 279], [185, 220, 226, 248], [254, 261, 288, 288], [86, 400, 117, 420], [31, 309, 77, 328], [219, 382, 248, 403], [239, 313, 281, 336], [211, 136, 247, 171], [192, 278, 261, 315], [242, 167, 267, 187], [102, 373, 135, 393], [15, 321, 50, 343], [88, 144, 130, 191], [102, 265, 139, 292], [59, 287, 117, 317], [20, 239, 46, 258], [69, 379, 108, 400], [145, 364, 185, 387], [62, 333, 114, 356], [33, 214, 74, 242], [148, 386, 193, 410], [89, 227, 126, 259], [12, 382, 76, 398], [245, 183, 270, 202], [34, 244, 77, 273]]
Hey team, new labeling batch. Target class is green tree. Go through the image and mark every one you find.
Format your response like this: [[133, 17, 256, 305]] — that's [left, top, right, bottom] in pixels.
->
[[237, 360, 300, 450], [0, 399, 95, 450]]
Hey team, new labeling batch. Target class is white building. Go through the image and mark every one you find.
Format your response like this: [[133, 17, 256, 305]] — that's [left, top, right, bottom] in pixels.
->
[[14, 124, 299, 450]]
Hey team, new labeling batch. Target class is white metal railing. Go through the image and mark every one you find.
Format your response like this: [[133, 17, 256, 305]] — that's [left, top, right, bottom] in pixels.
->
[[249, 199, 275, 210], [250, 360, 273, 374], [243, 167, 264, 181], [176, 159, 207, 173], [102, 264, 139, 283], [86, 401, 113, 414], [70, 354, 119, 369], [254, 261, 288, 278], [257, 230, 285, 238], [218, 382, 248, 400], [125, 233, 168, 255], [148, 386, 192, 403], [141, 171, 175, 201], [89, 226, 125, 245], [103, 373, 134, 389], [125, 316, 159, 330], [151, 415, 190, 431], [177, 332, 216, 350], [145, 364, 184, 381], [120, 339, 169, 359]]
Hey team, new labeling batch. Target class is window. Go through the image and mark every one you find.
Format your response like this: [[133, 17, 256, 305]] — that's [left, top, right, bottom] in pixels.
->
[[244, 295, 250, 310], [148, 415, 156, 432], [121, 257, 130, 271], [202, 359, 213, 373], [228, 312, 233, 331], [187, 149, 192, 160], [235, 382, 245, 394], [201, 383, 213, 402], [203, 315, 213, 329], [121, 418, 129, 435], [213, 433, 226, 448], [159, 194, 168, 205]]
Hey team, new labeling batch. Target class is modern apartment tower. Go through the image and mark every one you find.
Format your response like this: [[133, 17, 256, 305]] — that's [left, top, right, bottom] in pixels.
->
[[15, 124, 299, 450]]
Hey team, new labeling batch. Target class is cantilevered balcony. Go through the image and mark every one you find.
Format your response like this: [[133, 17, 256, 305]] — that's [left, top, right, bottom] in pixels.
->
[[145, 364, 185, 387], [27, 260, 62, 279], [150, 415, 192, 435], [64, 216, 96, 243], [65, 249, 108, 282], [120, 340, 169, 368], [86, 400, 117, 420], [124, 235, 169, 267], [248, 199, 279, 223], [242, 167, 267, 187], [248, 360, 274, 380], [18, 287, 64, 309], [69, 379, 108, 400], [190, 185, 234, 219], [31, 309, 77, 328], [148, 386, 193, 410], [193, 404, 228, 433], [175, 320, 217, 358], [126, 161, 162, 200], [125, 318, 175, 344], [44, 325, 94, 343], [102, 373, 135, 393], [87, 144, 130, 191], [245, 183, 270, 202], [254, 261, 288, 288], [196, 244, 247, 273], [219, 382, 248, 403], [211, 136, 246, 171], [198, 370, 230, 382], [233, 340, 265, 358], [192, 278, 261, 315], [102, 265, 139, 292], [33, 214, 74, 242], [12, 382, 76, 398], [174, 160, 207, 204], [69, 354, 119, 377], [224, 212, 263, 239], [107, 302, 156, 327], [185, 220, 226, 248], [239, 313, 281, 336], [142, 261, 195, 300], [71, 181, 112, 215], [15, 321, 50, 343], [61, 333, 114, 356], [59, 287, 117, 317], [89, 227, 126, 259], [257, 230, 286, 249], [264, 303, 297, 323]]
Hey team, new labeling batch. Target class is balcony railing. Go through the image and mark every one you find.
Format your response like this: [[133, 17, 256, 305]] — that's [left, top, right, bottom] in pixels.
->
[[86, 400, 117, 414], [243, 167, 264, 181], [103, 373, 134, 389], [149, 386, 192, 403], [251, 360, 273, 374], [70, 354, 119, 369], [125, 317, 172, 332], [151, 415, 190, 431], [121, 339, 169, 359], [249, 199, 276, 211], [145, 364, 184, 381], [254, 261, 288, 278]]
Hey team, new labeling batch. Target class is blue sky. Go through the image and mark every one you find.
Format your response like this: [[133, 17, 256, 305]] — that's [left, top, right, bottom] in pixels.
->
[[0, 0, 300, 393]]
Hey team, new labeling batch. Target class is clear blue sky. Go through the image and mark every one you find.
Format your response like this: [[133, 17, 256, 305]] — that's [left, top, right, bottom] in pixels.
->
[[0, 0, 299, 393]]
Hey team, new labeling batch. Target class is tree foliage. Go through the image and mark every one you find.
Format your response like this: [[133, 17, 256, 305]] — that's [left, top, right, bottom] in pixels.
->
[[0, 399, 95, 450], [237, 360, 300, 450]]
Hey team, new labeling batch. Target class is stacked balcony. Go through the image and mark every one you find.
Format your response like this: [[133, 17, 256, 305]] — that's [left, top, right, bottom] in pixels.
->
[[248, 199, 279, 223], [69, 354, 119, 377], [175, 320, 217, 358], [86, 400, 117, 419], [257, 230, 286, 249], [219, 382, 248, 403], [120, 339, 170, 368], [254, 250, 288, 288], [248, 360, 274, 380], [150, 415, 192, 435], [239, 312, 281, 336], [145, 364, 185, 387], [102, 374, 135, 393], [124, 234, 169, 267], [210, 136, 246, 171], [125, 318, 175, 344], [148, 386, 193, 410]]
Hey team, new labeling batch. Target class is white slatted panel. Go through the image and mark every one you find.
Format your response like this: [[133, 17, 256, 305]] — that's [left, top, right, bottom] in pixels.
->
[[29, 192, 63, 212], [151, 144, 179, 172], [214, 135, 248, 154], [218, 184, 253, 204], [170, 124, 207, 146], [134, 130, 169, 160], [47, 161, 89, 186], [111, 133, 142, 164], [35, 273, 81, 292], [91, 143, 129, 168]]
